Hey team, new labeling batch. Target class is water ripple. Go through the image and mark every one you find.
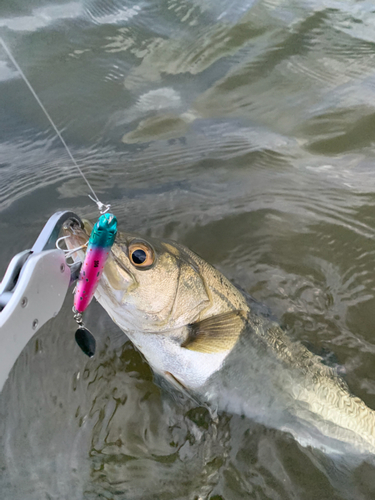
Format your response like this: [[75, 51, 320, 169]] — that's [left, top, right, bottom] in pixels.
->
[[3, 1, 375, 498]]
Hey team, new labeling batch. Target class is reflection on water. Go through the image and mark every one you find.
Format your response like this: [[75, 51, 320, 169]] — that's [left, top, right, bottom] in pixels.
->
[[1, 0, 375, 498]]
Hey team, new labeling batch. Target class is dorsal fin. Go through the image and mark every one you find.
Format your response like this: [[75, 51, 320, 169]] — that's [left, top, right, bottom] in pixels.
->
[[182, 311, 246, 353]]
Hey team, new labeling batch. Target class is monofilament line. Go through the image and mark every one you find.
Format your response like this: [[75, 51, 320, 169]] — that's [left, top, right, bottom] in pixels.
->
[[0, 36, 110, 214]]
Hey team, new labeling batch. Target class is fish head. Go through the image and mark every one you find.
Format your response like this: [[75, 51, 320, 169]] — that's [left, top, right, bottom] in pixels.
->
[[64, 220, 230, 332], [64, 219, 248, 387], [100, 230, 216, 333], [64, 219, 248, 335]]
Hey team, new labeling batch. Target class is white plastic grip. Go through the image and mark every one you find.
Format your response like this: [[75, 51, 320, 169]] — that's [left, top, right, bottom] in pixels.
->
[[0, 249, 70, 393]]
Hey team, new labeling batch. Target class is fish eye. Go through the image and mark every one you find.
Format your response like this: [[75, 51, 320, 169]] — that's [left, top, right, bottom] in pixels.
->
[[128, 241, 154, 268]]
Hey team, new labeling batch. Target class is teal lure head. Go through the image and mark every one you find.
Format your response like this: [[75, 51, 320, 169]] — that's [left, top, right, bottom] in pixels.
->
[[88, 213, 118, 248]]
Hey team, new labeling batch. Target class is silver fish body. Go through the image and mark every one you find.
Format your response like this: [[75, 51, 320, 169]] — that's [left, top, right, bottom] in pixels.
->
[[200, 297, 375, 456]]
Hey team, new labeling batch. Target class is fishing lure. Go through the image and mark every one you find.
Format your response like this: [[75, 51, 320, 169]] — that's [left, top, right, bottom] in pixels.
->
[[73, 213, 117, 357]]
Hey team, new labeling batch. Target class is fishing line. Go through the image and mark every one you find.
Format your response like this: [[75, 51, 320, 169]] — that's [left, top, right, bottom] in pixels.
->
[[0, 36, 110, 214], [0, 36, 119, 357]]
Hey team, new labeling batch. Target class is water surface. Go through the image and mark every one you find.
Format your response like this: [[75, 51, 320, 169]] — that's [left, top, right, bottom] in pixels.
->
[[1, 0, 375, 498]]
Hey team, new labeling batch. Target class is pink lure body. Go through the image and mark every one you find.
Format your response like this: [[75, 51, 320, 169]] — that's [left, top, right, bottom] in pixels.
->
[[74, 245, 109, 313]]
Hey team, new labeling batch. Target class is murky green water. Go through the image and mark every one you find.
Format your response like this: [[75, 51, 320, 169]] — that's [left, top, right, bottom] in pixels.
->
[[2, 0, 375, 498]]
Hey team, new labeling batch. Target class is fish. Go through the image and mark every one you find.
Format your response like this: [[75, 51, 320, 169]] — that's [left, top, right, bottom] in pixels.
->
[[64, 220, 375, 457]]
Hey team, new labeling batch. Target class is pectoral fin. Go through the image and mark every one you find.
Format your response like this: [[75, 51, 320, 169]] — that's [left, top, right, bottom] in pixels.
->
[[182, 311, 246, 353]]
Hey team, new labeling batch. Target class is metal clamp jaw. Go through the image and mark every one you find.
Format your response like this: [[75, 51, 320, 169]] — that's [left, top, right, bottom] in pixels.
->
[[0, 211, 83, 393]]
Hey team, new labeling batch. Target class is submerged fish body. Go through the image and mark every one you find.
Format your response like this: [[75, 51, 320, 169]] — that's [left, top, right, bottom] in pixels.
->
[[65, 222, 375, 456], [201, 310, 375, 456]]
